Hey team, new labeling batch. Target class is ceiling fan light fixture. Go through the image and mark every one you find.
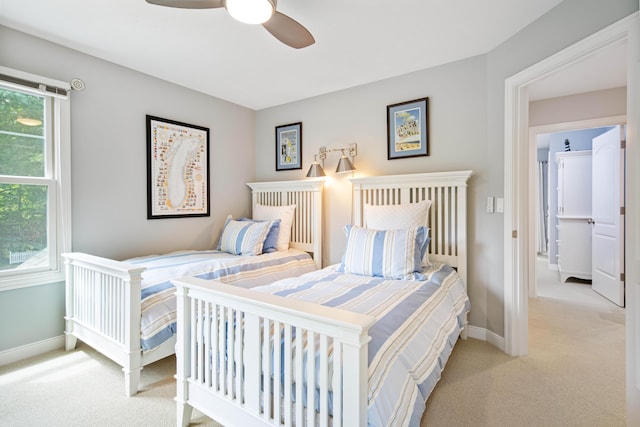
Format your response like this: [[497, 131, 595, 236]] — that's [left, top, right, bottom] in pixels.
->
[[225, 0, 275, 24]]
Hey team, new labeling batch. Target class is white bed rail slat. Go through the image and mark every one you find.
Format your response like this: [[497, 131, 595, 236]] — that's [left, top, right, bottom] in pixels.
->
[[190, 298, 197, 385], [295, 325, 304, 426], [306, 330, 316, 427], [244, 314, 261, 410], [273, 320, 282, 425], [263, 318, 272, 420], [332, 340, 343, 427], [319, 335, 329, 426], [175, 276, 375, 427], [284, 324, 293, 426]]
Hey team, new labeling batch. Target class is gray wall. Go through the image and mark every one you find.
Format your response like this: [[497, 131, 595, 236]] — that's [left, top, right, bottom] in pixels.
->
[[256, 0, 638, 338], [0, 282, 65, 350], [1, 0, 638, 354], [530, 87, 627, 126], [0, 25, 256, 352]]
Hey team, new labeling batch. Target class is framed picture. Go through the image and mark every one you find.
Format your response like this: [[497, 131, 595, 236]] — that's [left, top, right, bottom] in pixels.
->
[[146, 115, 210, 219], [387, 97, 429, 159], [275, 122, 302, 171]]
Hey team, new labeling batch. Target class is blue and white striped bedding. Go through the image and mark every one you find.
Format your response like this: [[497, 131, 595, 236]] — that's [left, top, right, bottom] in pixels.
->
[[254, 262, 470, 427], [126, 249, 317, 351]]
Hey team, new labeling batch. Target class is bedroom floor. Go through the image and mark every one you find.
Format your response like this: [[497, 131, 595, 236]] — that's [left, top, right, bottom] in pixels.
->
[[422, 254, 625, 426], [0, 256, 625, 426], [0, 341, 219, 427]]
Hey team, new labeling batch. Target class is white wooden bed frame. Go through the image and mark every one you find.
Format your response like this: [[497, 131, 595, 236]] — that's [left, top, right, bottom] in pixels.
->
[[173, 171, 472, 427], [62, 179, 323, 397]]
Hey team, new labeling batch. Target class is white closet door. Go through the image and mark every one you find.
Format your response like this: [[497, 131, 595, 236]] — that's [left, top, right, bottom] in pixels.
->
[[592, 125, 625, 306], [557, 152, 592, 216]]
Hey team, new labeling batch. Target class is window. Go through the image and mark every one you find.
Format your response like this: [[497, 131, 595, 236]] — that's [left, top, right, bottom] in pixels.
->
[[0, 67, 71, 290]]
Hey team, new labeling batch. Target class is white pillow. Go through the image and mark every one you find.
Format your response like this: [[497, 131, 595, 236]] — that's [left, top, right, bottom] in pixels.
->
[[364, 199, 431, 229], [363, 200, 432, 266], [253, 204, 296, 251]]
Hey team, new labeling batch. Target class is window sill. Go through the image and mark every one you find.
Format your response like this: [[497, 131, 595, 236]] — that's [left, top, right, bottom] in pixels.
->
[[0, 270, 65, 291]]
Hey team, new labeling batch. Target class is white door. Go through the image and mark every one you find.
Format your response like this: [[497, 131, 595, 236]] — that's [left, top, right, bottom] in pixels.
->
[[591, 125, 625, 306]]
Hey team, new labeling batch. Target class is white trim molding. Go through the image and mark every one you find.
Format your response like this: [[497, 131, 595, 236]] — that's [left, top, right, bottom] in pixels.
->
[[0, 335, 64, 366], [466, 325, 506, 352]]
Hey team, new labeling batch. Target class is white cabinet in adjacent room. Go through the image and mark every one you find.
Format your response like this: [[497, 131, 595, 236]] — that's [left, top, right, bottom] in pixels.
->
[[555, 150, 592, 282]]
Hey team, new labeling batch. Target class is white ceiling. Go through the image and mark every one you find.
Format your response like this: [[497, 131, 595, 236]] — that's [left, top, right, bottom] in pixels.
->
[[1, 0, 624, 110]]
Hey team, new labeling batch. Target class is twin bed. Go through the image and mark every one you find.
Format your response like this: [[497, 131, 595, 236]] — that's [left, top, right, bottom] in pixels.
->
[[63, 171, 472, 426], [173, 171, 472, 427], [62, 179, 323, 397]]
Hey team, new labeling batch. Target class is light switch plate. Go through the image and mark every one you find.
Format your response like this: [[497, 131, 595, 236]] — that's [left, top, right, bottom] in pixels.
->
[[487, 196, 494, 213], [496, 197, 504, 213]]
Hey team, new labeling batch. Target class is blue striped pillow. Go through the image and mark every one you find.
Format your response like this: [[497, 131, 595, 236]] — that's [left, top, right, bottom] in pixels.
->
[[218, 219, 275, 256], [338, 225, 428, 280], [237, 218, 281, 253]]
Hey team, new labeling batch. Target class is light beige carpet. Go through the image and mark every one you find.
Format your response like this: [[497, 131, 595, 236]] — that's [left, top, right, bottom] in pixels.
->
[[422, 258, 626, 426], [1, 260, 625, 426]]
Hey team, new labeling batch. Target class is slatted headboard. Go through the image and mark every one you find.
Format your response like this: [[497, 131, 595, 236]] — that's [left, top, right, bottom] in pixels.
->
[[350, 171, 472, 287], [246, 179, 324, 269]]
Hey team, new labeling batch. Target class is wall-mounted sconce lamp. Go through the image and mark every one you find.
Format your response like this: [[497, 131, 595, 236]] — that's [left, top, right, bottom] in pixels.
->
[[306, 143, 357, 178]]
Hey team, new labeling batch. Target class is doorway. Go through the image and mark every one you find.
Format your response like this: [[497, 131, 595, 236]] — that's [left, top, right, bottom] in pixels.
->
[[503, 14, 636, 357], [532, 123, 625, 301]]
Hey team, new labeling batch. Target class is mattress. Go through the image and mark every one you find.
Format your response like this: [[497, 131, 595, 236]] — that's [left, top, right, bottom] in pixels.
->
[[125, 249, 317, 351], [253, 262, 470, 427]]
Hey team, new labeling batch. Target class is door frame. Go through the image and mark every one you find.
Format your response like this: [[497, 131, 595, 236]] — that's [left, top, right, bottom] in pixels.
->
[[503, 13, 636, 357]]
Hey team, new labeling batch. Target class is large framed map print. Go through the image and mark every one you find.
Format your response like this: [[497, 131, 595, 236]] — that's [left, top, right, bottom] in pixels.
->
[[146, 115, 210, 219]]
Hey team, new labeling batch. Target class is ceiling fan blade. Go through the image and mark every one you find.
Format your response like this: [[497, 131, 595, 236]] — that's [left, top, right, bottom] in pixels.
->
[[262, 11, 315, 49], [145, 0, 224, 9]]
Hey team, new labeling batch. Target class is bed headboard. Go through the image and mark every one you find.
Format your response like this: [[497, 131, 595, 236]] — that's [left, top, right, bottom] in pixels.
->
[[246, 180, 324, 269], [350, 171, 472, 286]]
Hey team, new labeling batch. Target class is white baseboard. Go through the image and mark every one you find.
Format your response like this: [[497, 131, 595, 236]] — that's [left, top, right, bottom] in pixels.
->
[[466, 325, 506, 352], [0, 335, 65, 366], [3, 328, 509, 366]]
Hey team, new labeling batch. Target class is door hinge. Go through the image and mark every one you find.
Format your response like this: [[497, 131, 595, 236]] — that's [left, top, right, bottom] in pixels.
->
[[621, 272, 625, 282], [512, 230, 518, 238], [621, 206, 625, 215], [621, 140, 626, 149]]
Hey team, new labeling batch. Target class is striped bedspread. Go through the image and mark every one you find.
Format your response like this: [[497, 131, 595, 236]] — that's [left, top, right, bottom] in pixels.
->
[[254, 262, 470, 427], [125, 249, 316, 351]]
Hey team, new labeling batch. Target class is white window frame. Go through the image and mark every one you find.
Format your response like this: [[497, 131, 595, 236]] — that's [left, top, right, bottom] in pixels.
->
[[0, 66, 72, 291]]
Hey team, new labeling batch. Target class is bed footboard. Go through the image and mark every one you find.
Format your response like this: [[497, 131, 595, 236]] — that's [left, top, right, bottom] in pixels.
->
[[174, 277, 376, 427], [63, 252, 146, 397]]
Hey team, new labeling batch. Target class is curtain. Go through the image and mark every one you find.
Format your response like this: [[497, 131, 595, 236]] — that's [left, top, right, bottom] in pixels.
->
[[536, 160, 548, 254]]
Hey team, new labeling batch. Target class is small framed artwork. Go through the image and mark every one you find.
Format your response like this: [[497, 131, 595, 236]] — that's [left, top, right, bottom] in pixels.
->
[[387, 97, 429, 159], [146, 115, 210, 219], [275, 122, 302, 171]]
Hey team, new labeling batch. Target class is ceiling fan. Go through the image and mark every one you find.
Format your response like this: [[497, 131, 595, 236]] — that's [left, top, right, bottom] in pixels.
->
[[145, 0, 315, 49]]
